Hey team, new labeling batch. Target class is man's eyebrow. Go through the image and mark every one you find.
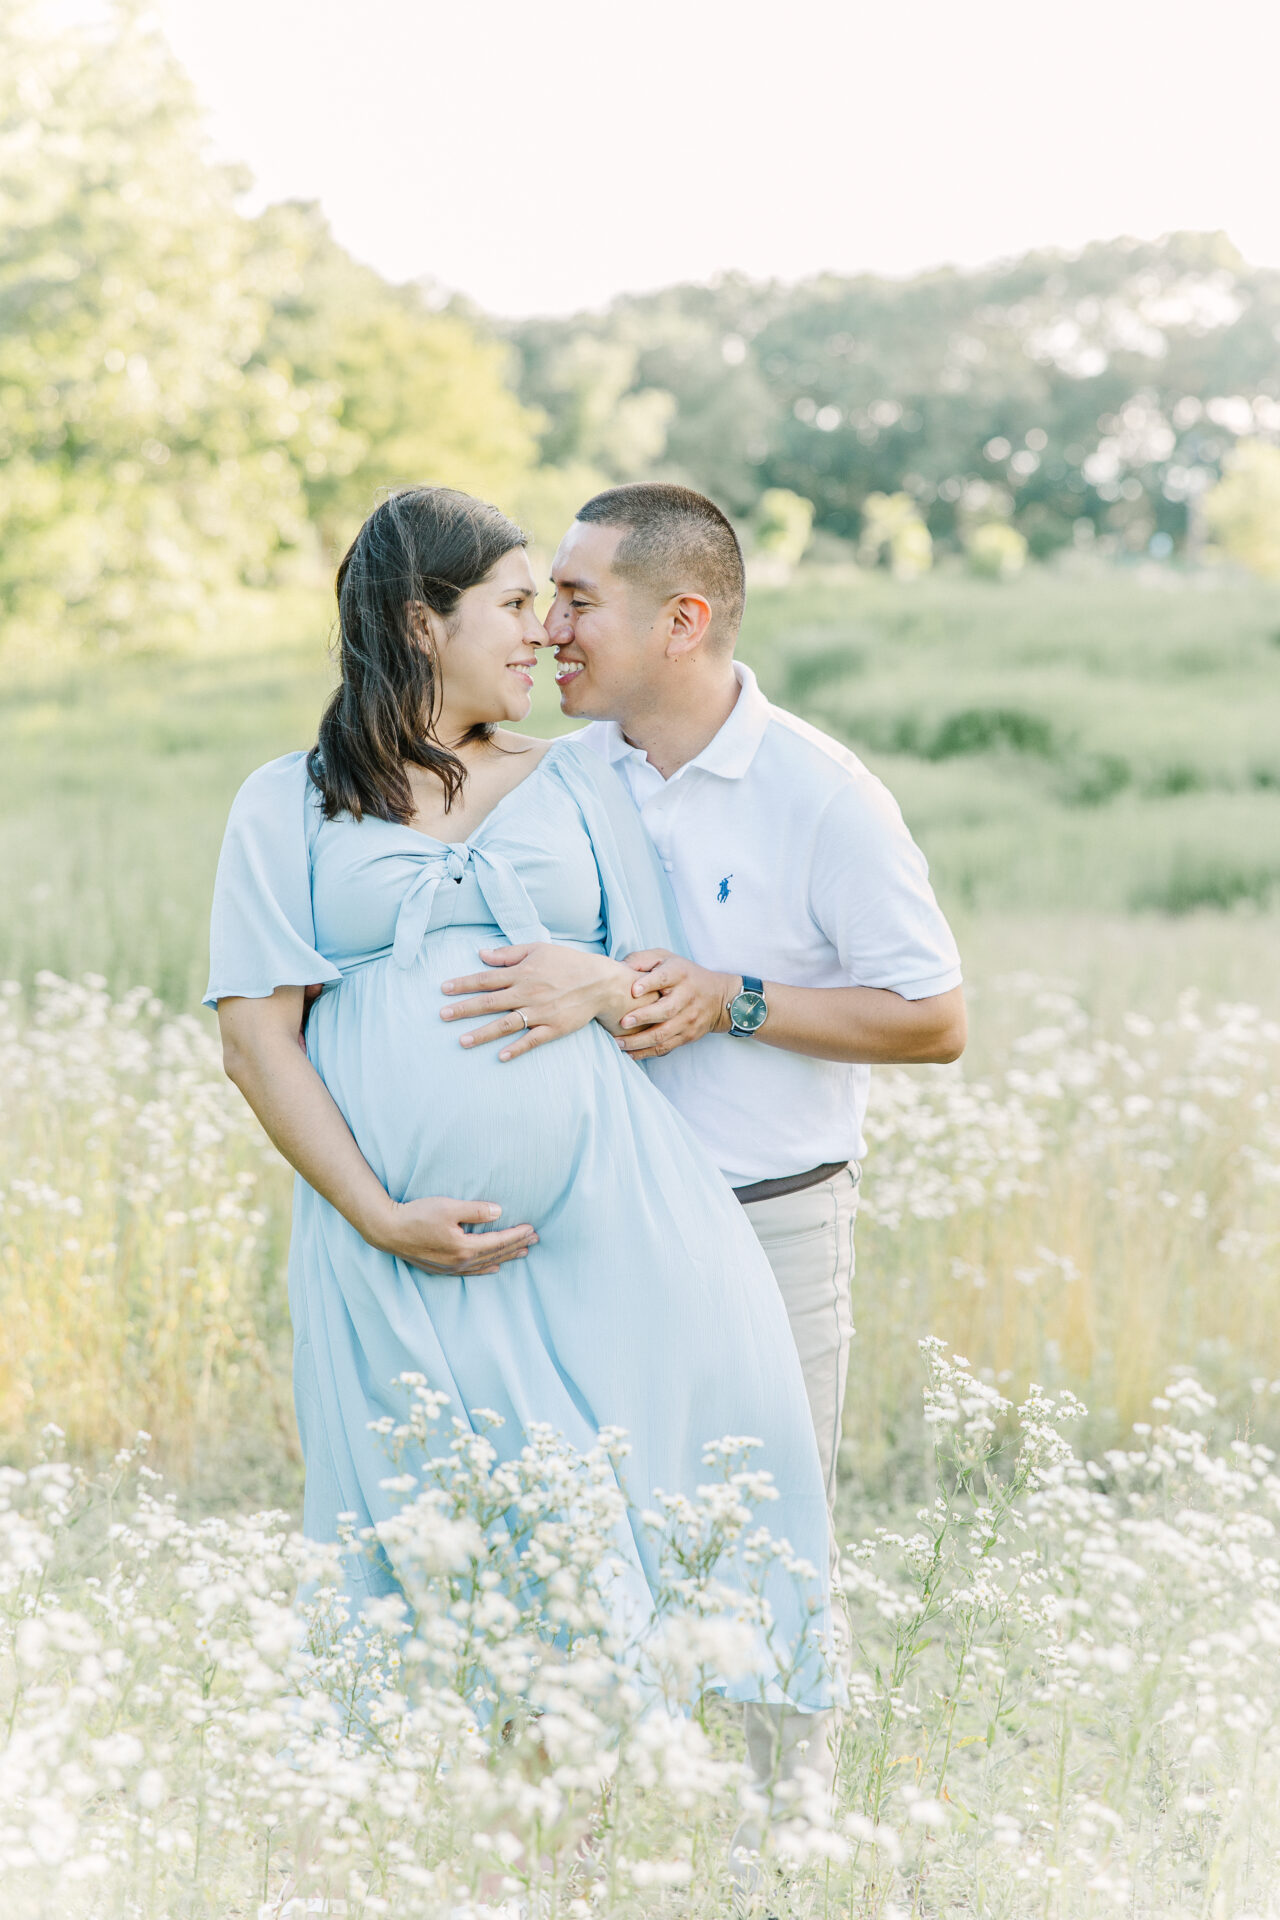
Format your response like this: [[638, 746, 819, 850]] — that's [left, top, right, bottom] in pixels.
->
[[552, 575, 598, 594]]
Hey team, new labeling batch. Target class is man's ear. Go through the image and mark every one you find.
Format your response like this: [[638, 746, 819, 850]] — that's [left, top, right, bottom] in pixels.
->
[[664, 592, 713, 661]]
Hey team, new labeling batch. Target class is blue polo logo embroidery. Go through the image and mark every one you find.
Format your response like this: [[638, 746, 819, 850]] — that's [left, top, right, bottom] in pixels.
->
[[717, 875, 733, 903]]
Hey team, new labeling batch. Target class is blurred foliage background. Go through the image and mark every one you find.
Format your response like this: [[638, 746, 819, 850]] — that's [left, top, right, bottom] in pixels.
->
[[4, 0, 1280, 1008], [2, 0, 1279, 1004], [507, 248, 1280, 572], [6, 0, 1280, 667]]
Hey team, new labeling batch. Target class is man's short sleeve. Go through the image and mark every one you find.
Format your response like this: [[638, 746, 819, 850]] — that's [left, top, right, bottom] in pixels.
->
[[809, 773, 962, 1000]]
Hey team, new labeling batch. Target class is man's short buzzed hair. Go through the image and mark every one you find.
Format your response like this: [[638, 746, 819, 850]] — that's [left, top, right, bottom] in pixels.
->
[[575, 483, 745, 648]]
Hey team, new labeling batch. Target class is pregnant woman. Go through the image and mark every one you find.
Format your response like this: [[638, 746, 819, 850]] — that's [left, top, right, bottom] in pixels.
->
[[206, 486, 836, 1715]]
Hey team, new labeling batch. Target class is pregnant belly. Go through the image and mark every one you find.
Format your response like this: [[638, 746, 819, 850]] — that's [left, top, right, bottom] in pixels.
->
[[304, 935, 604, 1226]]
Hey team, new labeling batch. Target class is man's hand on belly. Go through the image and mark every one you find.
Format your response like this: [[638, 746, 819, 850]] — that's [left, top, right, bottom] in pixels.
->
[[439, 943, 661, 1060]]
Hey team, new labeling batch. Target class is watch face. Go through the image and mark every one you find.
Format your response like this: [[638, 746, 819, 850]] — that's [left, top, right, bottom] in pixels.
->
[[730, 989, 768, 1033]]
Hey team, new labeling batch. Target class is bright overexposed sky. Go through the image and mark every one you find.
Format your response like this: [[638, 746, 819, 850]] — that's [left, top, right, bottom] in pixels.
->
[[151, 0, 1280, 317]]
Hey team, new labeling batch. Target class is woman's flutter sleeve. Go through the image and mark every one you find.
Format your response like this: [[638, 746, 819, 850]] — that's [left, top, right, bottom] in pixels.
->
[[203, 752, 342, 1008], [551, 738, 688, 961]]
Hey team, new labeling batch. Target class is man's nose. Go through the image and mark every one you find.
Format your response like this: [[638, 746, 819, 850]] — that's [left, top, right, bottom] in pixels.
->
[[541, 599, 571, 643]]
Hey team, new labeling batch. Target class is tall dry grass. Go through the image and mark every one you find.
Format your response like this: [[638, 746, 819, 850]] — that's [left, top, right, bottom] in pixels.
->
[[3, 970, 1279, 1519], [845, 973, 1280, 1500], [0, 975, 297, 1504]]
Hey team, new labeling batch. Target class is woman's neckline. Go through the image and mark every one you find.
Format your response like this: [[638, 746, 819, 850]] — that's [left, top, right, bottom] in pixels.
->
[[363, 734, 570, 849]]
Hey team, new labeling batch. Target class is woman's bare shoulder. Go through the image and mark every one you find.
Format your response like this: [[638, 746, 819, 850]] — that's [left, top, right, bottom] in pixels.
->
[[492, 729, 556, 763]]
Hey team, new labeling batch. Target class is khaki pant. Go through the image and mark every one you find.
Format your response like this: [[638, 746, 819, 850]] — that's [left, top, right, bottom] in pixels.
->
[[743, 1164, 859, 1512], [731, 1166, 859, 1894]]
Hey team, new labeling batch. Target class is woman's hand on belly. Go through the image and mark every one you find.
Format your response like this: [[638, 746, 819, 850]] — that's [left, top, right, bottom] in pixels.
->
[[439, 942, 661, 1060], [219, 990, 538, 1277], [369, 1194, 539, 1276]]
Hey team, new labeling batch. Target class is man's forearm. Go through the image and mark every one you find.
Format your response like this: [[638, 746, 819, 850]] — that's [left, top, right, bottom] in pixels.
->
[[750, 981, 966, 1065], [618, 950, 966, 1065]]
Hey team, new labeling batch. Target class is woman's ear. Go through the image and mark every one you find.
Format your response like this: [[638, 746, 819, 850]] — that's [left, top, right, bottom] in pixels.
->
[[406, 599, 447, 653]]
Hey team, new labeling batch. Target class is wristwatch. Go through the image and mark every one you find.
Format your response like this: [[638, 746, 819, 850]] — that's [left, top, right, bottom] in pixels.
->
[[727, 975, 769, 1037]]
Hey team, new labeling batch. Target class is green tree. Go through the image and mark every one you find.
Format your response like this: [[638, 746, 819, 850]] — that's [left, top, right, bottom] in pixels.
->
[[859, 493, 933, 578], [1203, 440, 1280, 578], [965, 520, 1028, 580], [508, 235, 1280, 560], [0, 1, 318, 650], [752, 488, 814, 569], [511, 277, 781, 515], [0, 4, 544, 652], [509, 328, 673, 478], [258, 204, 541, 557]]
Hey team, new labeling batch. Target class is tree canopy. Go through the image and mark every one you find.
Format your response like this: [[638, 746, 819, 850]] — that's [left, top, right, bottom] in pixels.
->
[[0, 1, 541, 651], [3, 0, 1280, 657], [508, 238, 1280, 560]]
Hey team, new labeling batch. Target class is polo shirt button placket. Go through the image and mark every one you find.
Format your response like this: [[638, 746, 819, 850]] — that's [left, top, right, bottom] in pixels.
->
[[645, 778, 684, 883]]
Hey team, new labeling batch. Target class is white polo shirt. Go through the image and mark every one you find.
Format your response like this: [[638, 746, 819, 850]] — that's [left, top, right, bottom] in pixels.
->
[[579, 665, 962, 1188]]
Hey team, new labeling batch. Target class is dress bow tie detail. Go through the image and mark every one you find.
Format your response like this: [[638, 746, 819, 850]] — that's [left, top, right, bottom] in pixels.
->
[[391, 844, 550, 968]]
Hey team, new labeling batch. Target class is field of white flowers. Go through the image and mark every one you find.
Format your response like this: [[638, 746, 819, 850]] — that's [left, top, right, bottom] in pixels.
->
[[3, 971, 1280, 1917]]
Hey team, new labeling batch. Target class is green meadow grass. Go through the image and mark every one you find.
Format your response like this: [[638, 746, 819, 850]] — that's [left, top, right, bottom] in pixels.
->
[[2, 561, 1279, 1005], [745, 560, 1280, 917]]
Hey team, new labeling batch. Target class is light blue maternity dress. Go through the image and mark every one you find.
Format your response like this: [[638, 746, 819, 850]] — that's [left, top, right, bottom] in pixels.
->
[[206, 736, 836, 1707]]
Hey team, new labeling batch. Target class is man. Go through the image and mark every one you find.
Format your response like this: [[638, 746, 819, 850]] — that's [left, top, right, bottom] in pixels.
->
[[448, 482, 964, 1497], [441, 482, 965, 1884]]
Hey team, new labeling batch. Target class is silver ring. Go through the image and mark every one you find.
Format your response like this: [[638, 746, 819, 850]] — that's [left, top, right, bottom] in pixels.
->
[[514, 1009, 529, 1031]]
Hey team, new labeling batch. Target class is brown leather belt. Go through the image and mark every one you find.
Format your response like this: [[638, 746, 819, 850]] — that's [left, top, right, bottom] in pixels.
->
[[733, 1160, 849, 1206]]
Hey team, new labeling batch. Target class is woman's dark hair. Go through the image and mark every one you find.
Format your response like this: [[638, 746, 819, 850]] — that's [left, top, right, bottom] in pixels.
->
[[308, 486, 528, 822]]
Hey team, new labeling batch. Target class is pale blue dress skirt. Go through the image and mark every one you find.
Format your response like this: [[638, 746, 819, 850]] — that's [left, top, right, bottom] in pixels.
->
[[206, 736, 836, 1707]]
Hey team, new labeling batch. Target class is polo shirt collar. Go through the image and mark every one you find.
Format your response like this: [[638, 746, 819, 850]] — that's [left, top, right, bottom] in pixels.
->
[[600, 663, 770, 781]]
